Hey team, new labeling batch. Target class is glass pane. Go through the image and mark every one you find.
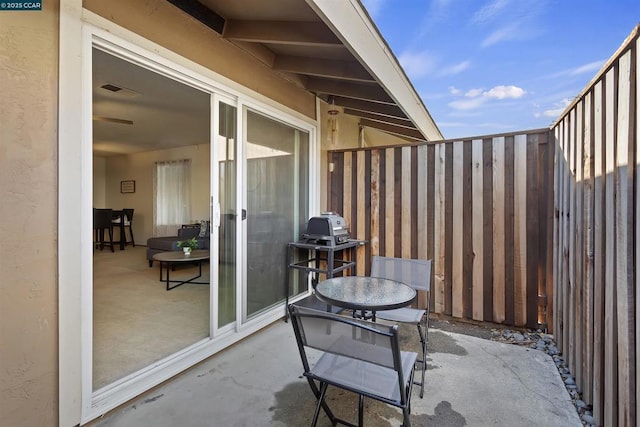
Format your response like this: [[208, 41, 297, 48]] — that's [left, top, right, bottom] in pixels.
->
[[218, 102, 236, 327], [245, 110, 309, 318], [92, 48, 210, 390]]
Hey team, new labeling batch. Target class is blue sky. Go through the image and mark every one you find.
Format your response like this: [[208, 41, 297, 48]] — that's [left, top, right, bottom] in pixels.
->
[[361, 0, 640, 139]]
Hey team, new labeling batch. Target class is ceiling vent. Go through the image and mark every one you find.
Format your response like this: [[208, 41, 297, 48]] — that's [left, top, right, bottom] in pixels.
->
[[97, 83, 141, 98]]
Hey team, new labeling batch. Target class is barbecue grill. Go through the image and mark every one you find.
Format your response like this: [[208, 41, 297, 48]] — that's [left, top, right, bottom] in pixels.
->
[[302, 212, 350, 247]]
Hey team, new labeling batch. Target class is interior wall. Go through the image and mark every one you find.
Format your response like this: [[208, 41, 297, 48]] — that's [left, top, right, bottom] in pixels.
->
[[0, 2, 60, 426], [102, 143, 211, 244], [93, 156, 106, 207]]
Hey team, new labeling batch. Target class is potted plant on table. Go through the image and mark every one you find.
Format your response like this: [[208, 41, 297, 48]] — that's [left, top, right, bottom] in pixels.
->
[[177, 236, 198, 255]]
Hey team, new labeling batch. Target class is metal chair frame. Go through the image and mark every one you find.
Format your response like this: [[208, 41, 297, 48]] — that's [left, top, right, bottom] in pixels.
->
[[289, 304, 417, 427], [371, 256, 432, 398]]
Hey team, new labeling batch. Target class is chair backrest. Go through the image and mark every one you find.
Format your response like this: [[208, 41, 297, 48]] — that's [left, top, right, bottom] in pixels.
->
[[123, 208, 134, 224], [371, 256, 432, 293], [288, 304, 402, 374], [94, 208, 113, 229]]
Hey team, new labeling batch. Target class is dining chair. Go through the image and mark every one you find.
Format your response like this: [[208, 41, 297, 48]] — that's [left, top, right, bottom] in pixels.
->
[[122, 208, 135, 247], [288, 304, 417, 427], [94, 208, 115, 252], [370, 256, 432, 398]]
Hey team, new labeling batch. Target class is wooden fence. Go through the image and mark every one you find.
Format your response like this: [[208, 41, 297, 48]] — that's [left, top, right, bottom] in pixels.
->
[[327, 128, 554, 330], [552, 26, 638, 427]]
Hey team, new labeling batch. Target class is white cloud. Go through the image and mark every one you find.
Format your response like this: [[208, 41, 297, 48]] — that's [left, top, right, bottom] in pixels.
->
[[438, 60, 471, 76], [481, 23, 520, 47], [449, 86, 462, 95], [471, 0, 511, 24], [569, 60, 605, 76], [449, 97, 486, 110], [465, 88, 484, 98], [541, 98, 572, 117], [449, 85, 527, 111], [398, 50, 437, 79], [483, 85, 526, 99]]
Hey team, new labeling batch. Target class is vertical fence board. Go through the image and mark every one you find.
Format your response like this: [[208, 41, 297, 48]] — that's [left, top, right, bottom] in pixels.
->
[[472, 139, 484, 321], [514, 134, 528, 326], [562, 117, 571, 354], [568, 108, 577, 375], [462, 141, 473, 320], [401, 147, 412, 259], [615, 50, 634, 426], [636, 36, 640, 427], [527, 133, 540, 330], [452, 141, 464, 318], [417, 145, 428, 260], [370, 150, 380, 258], [482, 138, 494, 321], [575, 101, 584, 390], [356, 150, 366, 275], [604, 66, 618, 427], [342, 151, 352, 232], [385, 148, 395, 257], [592, 80, 605, 423], [582, 90, 595, 405], [434, 144, 446, 313], [492, 137, 506, 323]]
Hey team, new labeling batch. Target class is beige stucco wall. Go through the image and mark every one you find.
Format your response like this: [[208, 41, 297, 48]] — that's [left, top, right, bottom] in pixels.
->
[[98, 143, 211, 244], [0, 2, 60, 426]]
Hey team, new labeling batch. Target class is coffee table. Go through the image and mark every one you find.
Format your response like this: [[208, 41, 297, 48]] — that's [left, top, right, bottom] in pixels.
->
[[315, 276, 416, 321], [152, 249, 210, 291]]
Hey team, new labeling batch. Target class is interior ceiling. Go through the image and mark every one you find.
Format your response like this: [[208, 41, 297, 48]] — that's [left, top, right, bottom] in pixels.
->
[[93, 0, 429, 157]]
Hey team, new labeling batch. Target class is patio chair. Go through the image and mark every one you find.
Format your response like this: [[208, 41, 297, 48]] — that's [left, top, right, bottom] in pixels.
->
[[371, 256, 432, 398], [288, 304, 417, 427]]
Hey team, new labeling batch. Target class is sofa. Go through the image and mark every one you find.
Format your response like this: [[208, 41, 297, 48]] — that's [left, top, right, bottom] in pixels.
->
[[146, 222, 210, 267]]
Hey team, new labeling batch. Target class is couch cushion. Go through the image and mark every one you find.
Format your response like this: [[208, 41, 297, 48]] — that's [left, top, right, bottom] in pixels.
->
[[147, 236, 182, 251]]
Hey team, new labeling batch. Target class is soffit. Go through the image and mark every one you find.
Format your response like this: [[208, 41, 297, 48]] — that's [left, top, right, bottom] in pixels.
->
[[169, 0, 443, 141]]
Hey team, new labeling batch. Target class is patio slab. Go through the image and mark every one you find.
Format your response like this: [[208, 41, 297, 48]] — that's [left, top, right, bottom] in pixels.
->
[[94, 319, 581, 427]]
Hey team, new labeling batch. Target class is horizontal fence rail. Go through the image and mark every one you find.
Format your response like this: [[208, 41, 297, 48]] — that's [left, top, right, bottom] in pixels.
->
[[552, 25, 638, 427], [327, 129, 554, 331]]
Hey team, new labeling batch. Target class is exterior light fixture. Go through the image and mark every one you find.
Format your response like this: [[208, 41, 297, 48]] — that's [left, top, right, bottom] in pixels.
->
[[327, 96, 339, 146]]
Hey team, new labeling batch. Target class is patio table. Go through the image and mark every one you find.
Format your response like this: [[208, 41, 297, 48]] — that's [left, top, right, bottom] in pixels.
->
[[315, 276, 416, 321]]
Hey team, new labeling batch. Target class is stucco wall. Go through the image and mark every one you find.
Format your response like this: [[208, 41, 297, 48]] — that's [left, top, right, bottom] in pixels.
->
[[0, 2, 59, 426]]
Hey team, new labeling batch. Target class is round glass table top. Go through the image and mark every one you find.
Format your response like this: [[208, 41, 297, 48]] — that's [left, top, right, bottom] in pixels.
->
[[315, 276, 416, 312]]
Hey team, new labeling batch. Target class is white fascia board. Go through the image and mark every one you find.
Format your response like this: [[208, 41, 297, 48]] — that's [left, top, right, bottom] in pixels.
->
[[306, 0, 443, 141]]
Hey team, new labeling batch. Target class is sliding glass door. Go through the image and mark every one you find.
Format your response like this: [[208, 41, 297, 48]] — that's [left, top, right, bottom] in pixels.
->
[[243, 108, 309, 319], [216, 101, 237, 328]]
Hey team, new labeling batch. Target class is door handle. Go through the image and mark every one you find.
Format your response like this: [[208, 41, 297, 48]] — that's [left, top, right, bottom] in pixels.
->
[[242, 209, 247, 220]]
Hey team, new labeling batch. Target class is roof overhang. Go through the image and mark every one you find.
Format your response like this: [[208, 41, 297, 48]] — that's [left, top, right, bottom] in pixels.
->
[[166, 0, 443, 141]]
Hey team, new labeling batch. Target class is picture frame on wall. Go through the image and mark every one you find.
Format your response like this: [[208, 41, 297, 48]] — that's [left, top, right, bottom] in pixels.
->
[[120, 180, 135, 193]]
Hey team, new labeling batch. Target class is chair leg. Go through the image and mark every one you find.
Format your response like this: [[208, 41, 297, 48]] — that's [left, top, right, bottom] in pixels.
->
[[311, 382, 329, 427], [129, 226, 135, 247], [108, 228, 114, 252], [358, 395, 364, 427], [416, 323, 427, 398]]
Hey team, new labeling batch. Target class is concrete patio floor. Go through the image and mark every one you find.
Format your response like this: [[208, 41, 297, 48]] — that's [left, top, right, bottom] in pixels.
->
[[93, 317, 581, 427]]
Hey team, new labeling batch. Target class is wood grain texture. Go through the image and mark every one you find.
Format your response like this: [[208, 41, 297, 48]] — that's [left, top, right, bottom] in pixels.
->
[[492, 136, 506, 323], [471, 139, 484, 321], [452, 141, 464, 318], [591, 80, 605, 423], [434, 143, 446, 313], [513, 134, 527, 326], [401, 146, 412, 259], [385, 148, 395, 257], [370, 150, 380, 258], [603, 66, 618, 427], [356, 150, 366, 275], [614, 50, 634, 426]]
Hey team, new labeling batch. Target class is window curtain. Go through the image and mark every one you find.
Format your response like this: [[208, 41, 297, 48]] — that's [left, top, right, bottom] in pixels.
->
[[153, 159, 191, 236]]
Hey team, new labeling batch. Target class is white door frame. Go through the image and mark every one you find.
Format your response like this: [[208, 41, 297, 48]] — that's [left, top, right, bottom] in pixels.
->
[[59, 10, 318, 425]]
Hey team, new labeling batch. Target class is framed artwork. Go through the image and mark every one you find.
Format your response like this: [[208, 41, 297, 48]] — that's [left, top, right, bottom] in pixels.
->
[[120, 180, 135, 193]]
